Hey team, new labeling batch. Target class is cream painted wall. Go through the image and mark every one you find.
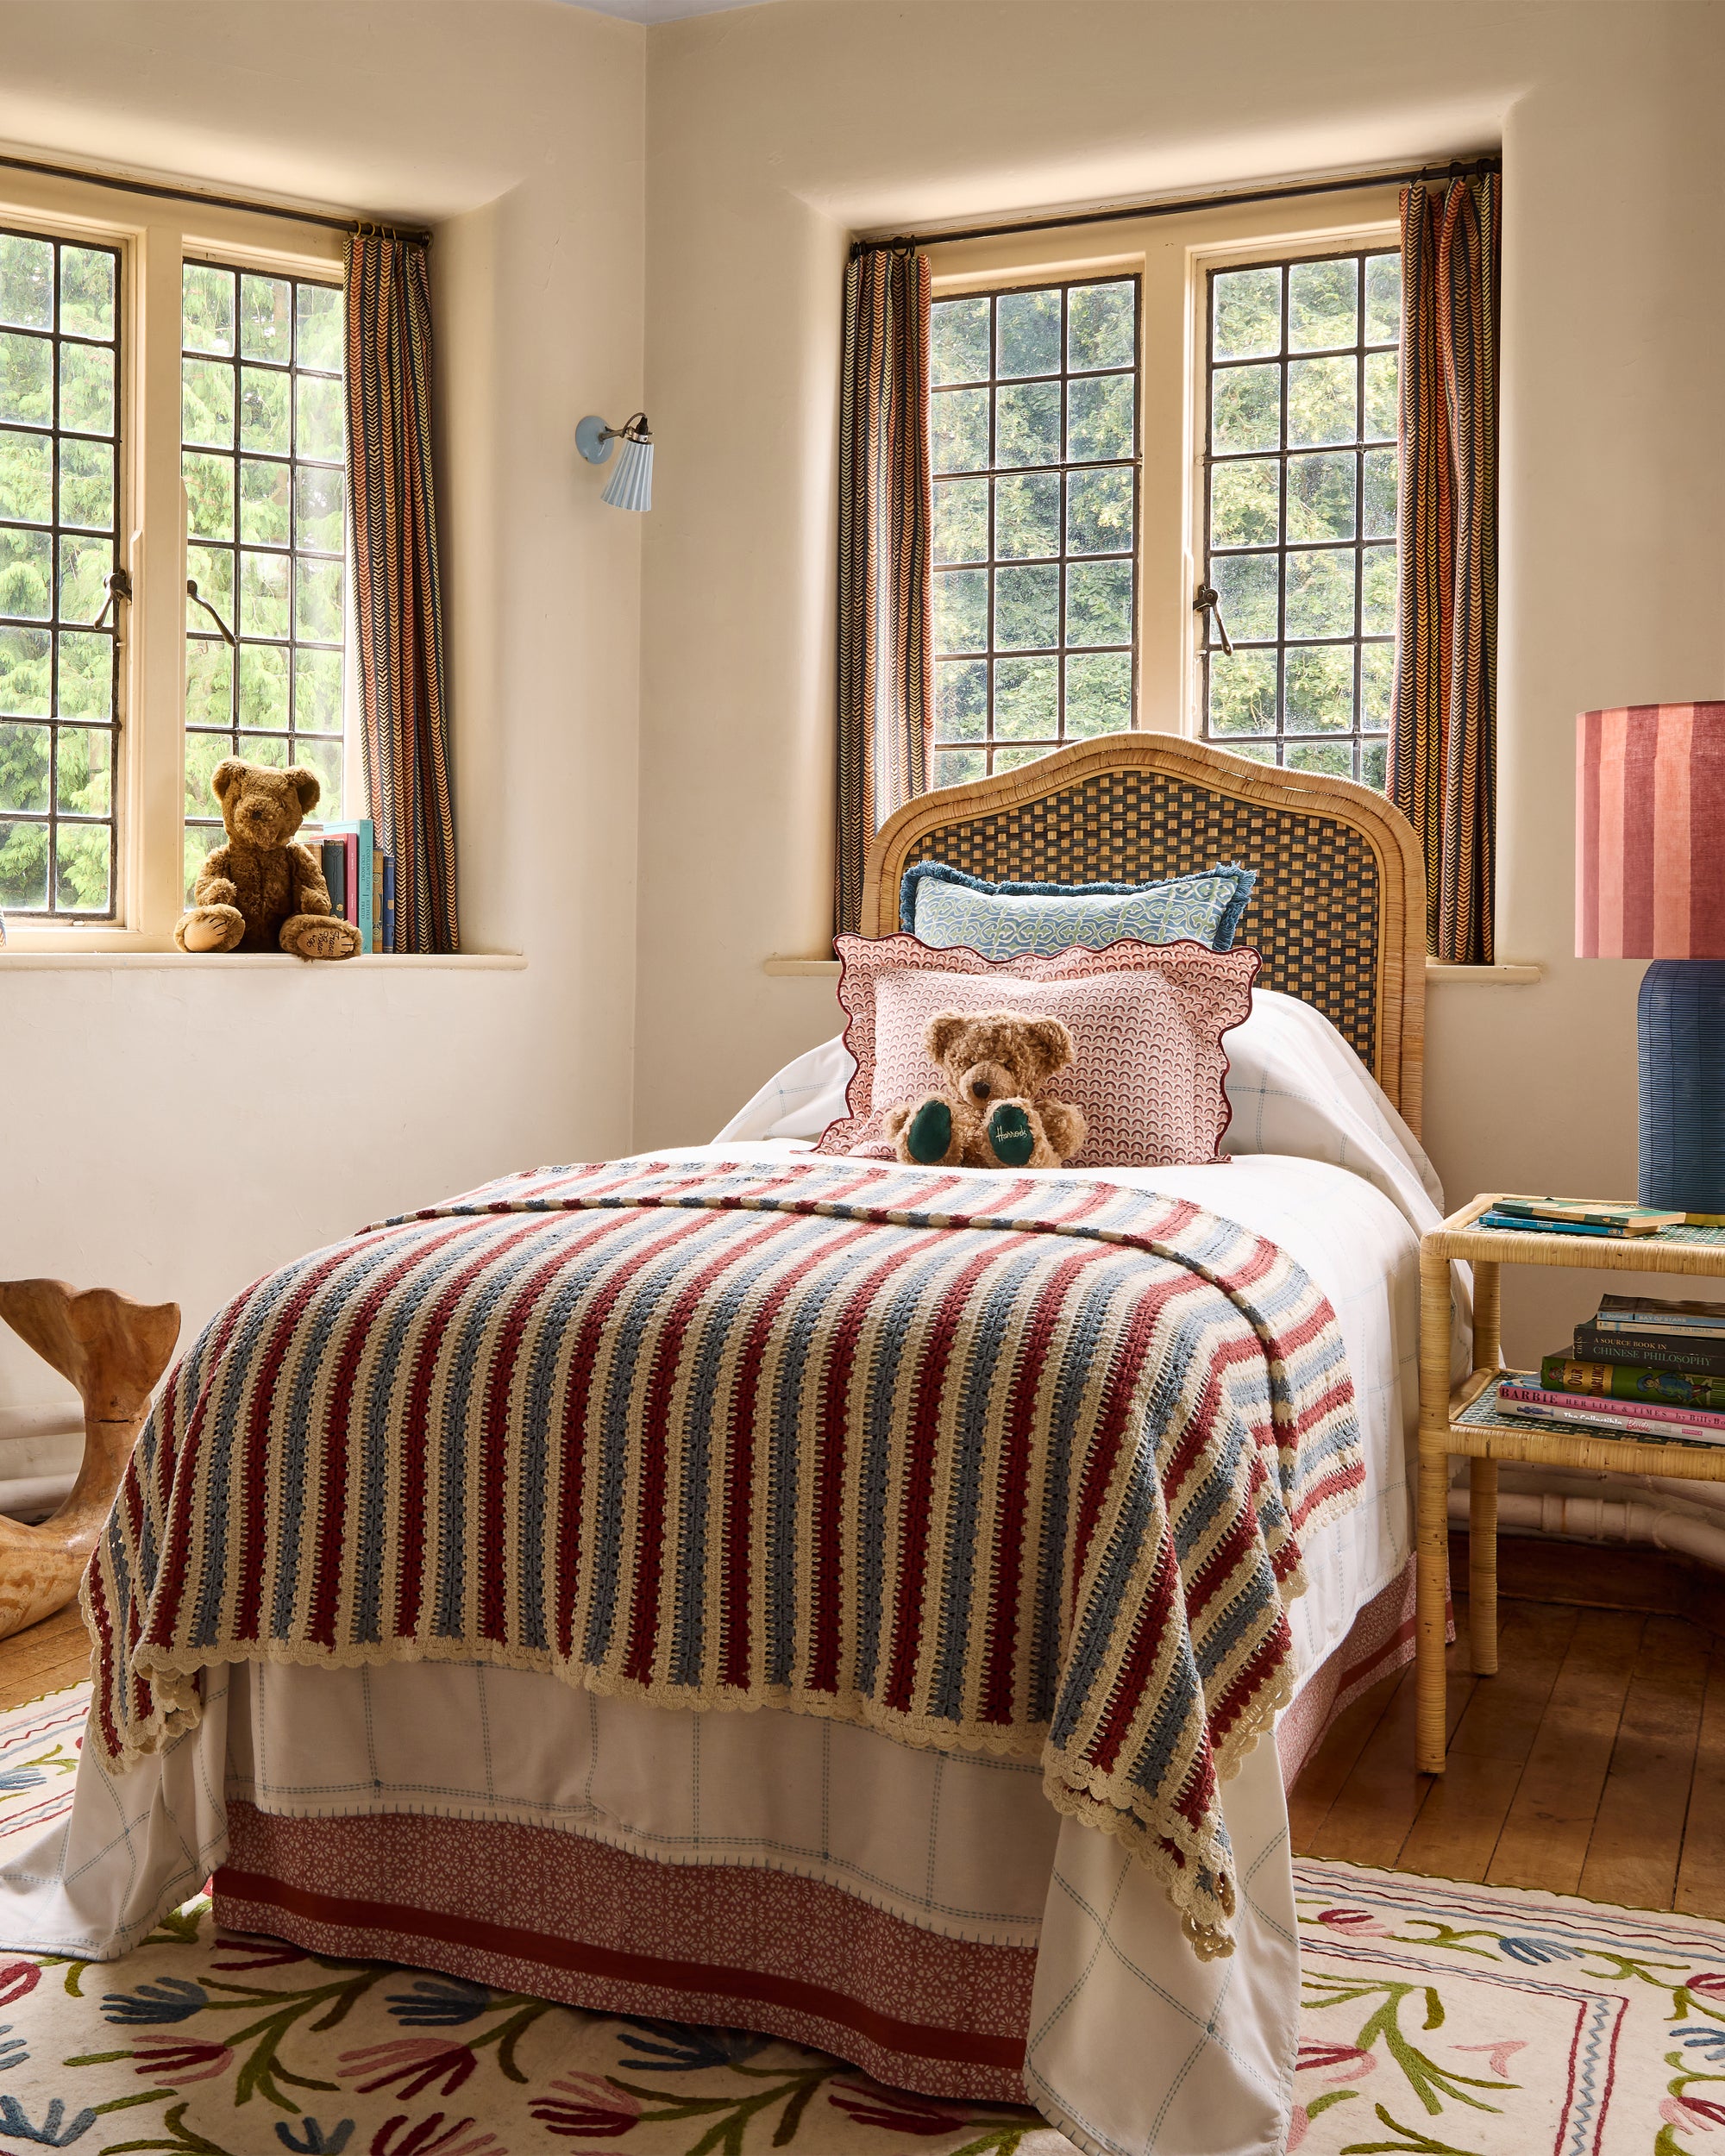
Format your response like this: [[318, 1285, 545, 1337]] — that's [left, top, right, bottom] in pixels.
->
[[0, 2, 647, 1426], [637, 0, 1725, 1365]]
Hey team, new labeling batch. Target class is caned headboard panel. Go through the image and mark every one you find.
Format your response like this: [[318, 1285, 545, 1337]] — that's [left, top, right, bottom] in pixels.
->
[[861, 734, 1427, 1135]]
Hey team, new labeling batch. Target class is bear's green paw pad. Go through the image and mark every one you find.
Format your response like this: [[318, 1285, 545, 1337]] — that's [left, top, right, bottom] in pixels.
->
[[906, 1098, 953, 1163], [987, 1103, 1036, 1167]]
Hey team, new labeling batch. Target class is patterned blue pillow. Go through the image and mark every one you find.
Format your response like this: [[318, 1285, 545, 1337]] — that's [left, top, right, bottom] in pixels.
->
[[900, 860, 1257, 960]]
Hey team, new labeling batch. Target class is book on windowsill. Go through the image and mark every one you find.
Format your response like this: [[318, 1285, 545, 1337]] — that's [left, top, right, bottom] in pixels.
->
[[309, 819, 375, 952], [1572, 1322, 1725, 1376], [1488, 1196, 1685, 1233], [1540, 1354, 1725, 1412], [1592, 1292, 1725, 1339], [1496, 1376, 1725, 1445]]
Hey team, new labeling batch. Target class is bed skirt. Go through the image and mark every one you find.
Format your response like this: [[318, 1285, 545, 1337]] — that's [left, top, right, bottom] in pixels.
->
[[216, 1803, 1037, 2102]]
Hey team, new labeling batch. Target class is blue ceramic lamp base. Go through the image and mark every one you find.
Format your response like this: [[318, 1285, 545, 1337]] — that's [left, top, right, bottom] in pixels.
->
[[1640, 959, 1725, 1213]]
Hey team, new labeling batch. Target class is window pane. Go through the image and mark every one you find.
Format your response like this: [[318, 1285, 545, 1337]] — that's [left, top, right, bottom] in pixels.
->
[[183, 269, 352, 852], [183, 266, 235, 354], [994, 562, 1058, 649], [996, 289, 1060, 379], [1208, 649, 1277, 736], [1067, 281, 1134, 371], [1364, 254, 1401, 346], [1286, 357, 1355, 448], [1065, 558, 1132, 647], [935, 658, 987, 741], [60, 249, 115, 341], [995, 656, 1057, 738], [0, 229, 121, 918], [0, 333, 52, 425], [1213, 268, 1281, 360], [1212, 365, 1279, 454], [1201, 245, 1400, 792], [1210, 460, 1279, 549], [1065, 373, 1132, 461], [995, 472, 1060, 559], [1286, 453, 1355, 542], [1288, 259, 1357, 352], [933, 567, 988, 653], [932, 387, 988, 473], [1284, 548, 1355, 639], [923, 273, 1139, 774], [997, 379, 1060, 467], [0, 236, 53, 330], [932, 297, 990, 386], [933, 477, 988, 565]]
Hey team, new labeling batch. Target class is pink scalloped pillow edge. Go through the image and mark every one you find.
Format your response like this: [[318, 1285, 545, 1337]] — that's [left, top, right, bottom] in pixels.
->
[[817, 933, 1259, 1169]]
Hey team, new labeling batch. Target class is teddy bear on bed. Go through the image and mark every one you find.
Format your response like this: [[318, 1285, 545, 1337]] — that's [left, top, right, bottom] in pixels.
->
[[885, 1010, 1088, 1170], [175, 757, 362, 960]]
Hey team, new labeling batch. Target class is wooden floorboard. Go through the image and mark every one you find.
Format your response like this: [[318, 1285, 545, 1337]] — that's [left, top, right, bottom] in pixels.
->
[[1489, 1606, 1643, 1894], [0, 1603, 91, 1713], [1293, 1584, 1725, 1909], [1578, 1614, 1711, 1912], [1676, 1641, 1725, 1920]]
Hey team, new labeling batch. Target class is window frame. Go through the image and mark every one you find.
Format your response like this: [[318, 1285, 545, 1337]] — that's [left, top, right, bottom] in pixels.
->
[[0, 168, 348, 953], [1189, 229, 1402, 785], [929, 270, 1144, 783], [921, 185, 1401, 787]]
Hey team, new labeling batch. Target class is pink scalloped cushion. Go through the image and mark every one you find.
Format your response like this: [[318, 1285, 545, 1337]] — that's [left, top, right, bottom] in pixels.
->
[[818, 934, 1259, 1168]]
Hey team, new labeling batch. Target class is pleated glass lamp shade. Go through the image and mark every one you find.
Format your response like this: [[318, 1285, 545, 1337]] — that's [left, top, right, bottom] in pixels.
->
[[600, 431, 653, 512]]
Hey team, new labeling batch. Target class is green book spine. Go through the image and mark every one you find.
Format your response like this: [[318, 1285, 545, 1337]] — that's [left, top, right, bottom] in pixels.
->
[[1541, 1354, 1725, 1412]]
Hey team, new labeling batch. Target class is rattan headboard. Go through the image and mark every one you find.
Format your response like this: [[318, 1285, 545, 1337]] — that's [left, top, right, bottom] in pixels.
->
[[861, 733, 1427, 1135]]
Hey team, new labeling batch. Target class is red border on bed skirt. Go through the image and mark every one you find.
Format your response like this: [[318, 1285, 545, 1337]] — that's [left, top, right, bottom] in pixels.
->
[[215, 1803, 1035, 2103]]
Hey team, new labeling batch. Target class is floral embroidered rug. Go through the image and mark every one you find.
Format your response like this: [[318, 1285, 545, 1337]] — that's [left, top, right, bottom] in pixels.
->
[[0, 1686, 1719, 2155]]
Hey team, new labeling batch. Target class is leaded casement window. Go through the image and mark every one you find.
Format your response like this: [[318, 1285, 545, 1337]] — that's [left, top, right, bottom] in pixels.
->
[[0, 228, 123, 918], [929, 276, 1140, 786], [1199, 248, 1401, 787], [181, 263, 348, 898]]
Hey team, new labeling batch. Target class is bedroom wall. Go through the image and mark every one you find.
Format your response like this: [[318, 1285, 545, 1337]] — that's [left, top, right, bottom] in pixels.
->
[[0, 3, 646, 1434], [635, 0, 1725, 1365]]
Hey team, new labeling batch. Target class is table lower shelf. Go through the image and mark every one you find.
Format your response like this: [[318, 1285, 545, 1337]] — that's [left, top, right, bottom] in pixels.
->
[[1432, 1371, 1725, 1480]]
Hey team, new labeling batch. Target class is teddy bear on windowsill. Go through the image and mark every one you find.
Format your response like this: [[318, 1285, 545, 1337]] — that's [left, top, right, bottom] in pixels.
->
[[884, 1009, 1088, 1170], [175, 757, 362, 961]]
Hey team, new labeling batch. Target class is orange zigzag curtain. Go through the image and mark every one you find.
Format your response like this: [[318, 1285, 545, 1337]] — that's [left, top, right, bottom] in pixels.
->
[[345, 233, 459, 954], [835, 245, 932, 937], [1390, 174, 1500, 964]]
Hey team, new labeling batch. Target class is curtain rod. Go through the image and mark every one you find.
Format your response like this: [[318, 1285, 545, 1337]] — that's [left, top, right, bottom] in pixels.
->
[[0, 147, 431, 246], [855, 154, 1500, 254]]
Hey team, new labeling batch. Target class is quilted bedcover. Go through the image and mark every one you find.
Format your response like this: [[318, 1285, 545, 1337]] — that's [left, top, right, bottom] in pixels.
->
[[84, 1155, 1364, 1959]]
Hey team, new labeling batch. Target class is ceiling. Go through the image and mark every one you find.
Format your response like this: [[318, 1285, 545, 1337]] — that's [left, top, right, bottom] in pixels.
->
[[564, 0, 786, 21]]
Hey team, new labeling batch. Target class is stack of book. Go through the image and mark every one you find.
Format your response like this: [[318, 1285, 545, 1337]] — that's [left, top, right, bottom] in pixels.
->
[[1497, 1292, 1725, 1446], [1477, 1196, 1687, 1239], [308, 818, 397, 955]]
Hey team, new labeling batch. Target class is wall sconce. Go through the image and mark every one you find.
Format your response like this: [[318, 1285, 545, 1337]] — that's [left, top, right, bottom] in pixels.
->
[[576, 411, 654, 511]]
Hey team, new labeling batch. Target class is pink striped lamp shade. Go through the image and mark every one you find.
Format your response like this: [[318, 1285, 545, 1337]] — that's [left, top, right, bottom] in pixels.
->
[[1577, 704, 1725, 958]]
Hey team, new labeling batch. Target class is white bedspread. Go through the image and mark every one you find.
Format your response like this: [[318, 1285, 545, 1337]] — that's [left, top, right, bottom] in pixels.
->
[[0, 990, 1457, 2156]]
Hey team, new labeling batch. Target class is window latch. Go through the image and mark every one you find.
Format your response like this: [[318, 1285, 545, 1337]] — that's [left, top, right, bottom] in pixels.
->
[[90, 567, 132, 630], [1193, 582, 1233, 659], [185, 577, 236, 648]]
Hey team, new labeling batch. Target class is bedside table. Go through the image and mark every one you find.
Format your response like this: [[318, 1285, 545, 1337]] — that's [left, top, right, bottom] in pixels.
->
[[1416, 1195, 1725, 1773]]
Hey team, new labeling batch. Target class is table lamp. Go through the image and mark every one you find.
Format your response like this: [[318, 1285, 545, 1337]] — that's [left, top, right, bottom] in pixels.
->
[[1577, 703, 1725, 1215]]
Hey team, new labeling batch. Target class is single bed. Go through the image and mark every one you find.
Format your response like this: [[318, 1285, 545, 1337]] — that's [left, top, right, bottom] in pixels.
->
[[1, 735, 1446, 2156]]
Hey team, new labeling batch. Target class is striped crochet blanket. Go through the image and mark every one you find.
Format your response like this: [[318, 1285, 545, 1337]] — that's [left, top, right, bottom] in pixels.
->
[[85, 1156, 1363, 1958]]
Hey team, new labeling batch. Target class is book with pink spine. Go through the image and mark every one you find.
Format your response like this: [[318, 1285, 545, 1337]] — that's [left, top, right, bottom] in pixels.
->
[[1497, 1376, 1725, 1443]]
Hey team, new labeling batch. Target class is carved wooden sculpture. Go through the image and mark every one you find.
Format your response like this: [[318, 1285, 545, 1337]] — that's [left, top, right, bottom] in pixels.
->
[[0, 1281, 179, 1641]]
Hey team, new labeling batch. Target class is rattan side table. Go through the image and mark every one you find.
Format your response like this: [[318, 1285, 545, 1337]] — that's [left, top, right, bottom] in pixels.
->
[[1416, 1195, 1725, 1773]]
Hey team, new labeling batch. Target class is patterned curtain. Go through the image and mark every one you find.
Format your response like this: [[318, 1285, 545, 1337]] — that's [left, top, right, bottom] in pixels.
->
[[1390, 174, 1500, 963], [835, 244, 932, 937], [345, 232, 459, 954]]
